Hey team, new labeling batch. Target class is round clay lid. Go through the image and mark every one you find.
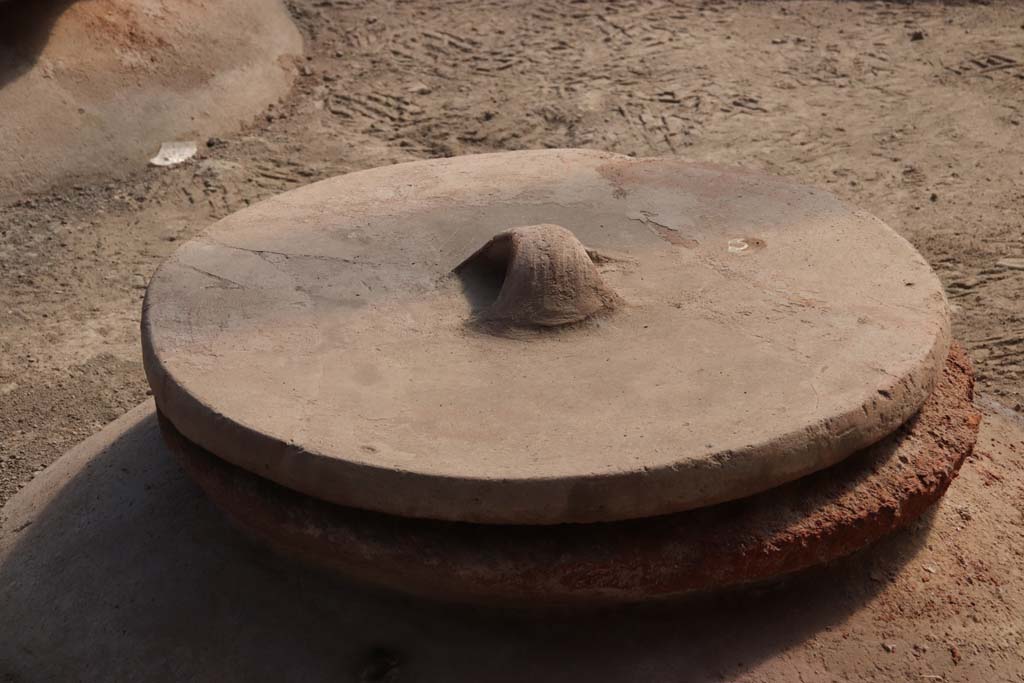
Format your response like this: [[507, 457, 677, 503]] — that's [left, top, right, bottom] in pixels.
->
[[142, 149, 950, 524]]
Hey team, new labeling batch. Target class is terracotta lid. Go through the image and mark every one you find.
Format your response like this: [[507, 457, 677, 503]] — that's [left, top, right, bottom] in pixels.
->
[[142, 149, 950, 524]]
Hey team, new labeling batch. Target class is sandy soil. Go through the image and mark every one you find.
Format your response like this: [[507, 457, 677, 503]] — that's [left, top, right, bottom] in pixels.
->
[[0, 0, 301, 199], [0, 402, 1022, 682], [2, 0, 1022, 500], [0, 0, 1022, 678]]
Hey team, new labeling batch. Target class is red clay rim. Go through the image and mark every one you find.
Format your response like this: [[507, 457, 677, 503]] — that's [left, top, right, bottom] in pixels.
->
[[161, 345, 979, 605]]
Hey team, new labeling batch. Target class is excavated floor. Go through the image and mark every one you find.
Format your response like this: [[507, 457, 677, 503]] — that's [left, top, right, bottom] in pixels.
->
[[6, 346, 1019, 681], [0, 0, 301, 200], [160, 345, 979, 605]]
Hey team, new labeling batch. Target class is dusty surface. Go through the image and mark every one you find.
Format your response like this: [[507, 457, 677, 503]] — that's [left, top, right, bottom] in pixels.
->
[[0, 0, 1022, 676], [2, 1, 1022, 507], [160, 347, 978, 603], [0, 0, 302, 200], [0, 397, 1020, 681], [144, 150, 950, 523]]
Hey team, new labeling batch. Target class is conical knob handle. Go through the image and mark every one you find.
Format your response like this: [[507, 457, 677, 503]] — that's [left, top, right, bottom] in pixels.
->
[[455, 223, 620, 328]]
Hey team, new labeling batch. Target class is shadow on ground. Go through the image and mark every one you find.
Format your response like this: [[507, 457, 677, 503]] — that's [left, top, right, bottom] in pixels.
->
[[0, 0, 78, 89], [0, 405, 934, 682]]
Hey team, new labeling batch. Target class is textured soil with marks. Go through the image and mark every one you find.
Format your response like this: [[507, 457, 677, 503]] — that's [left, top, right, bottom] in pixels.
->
[[3, 0, 1022, 505], [0, 1, 1023, 680]]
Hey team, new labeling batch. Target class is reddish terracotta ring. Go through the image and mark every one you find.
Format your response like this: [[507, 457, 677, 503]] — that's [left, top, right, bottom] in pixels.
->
[[160, 345, 979, 605]]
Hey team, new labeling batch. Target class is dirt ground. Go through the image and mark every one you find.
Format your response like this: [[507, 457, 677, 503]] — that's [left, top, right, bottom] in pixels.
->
[[2, 0, 1022, 501], [0, 0, 300, 199], [0, 0, 1023, 678], [0, 403, 1022, 682]]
